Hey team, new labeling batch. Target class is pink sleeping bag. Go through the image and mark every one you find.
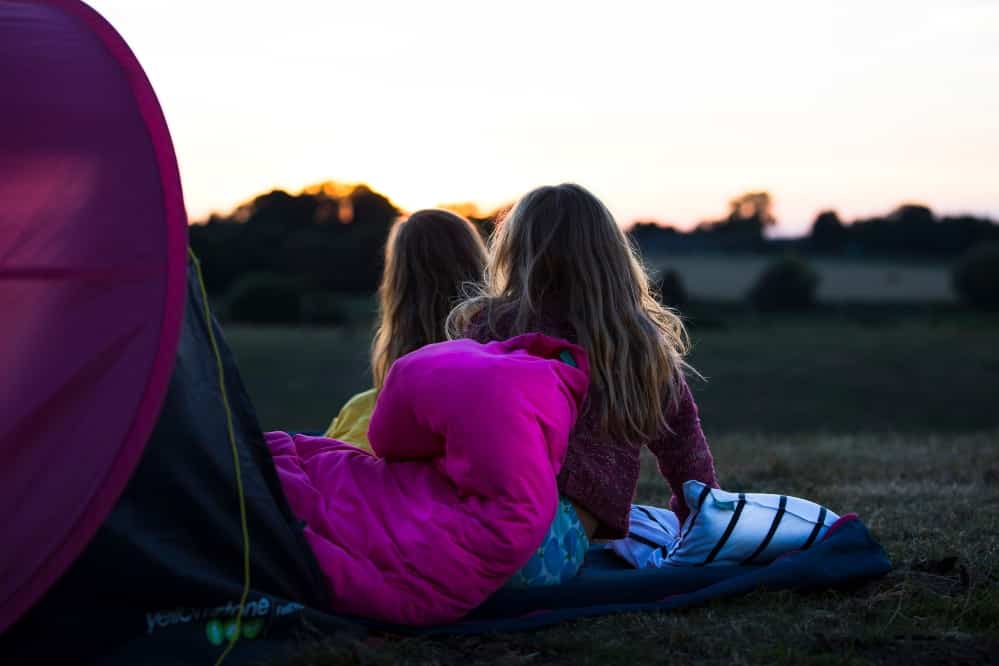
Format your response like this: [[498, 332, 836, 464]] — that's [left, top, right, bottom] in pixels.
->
[[266, 333, 589, 625]]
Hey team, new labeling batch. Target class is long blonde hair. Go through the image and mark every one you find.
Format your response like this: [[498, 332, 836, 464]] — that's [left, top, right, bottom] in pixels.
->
[[447, 183, 691, 444], [372, 209, 487, 387]]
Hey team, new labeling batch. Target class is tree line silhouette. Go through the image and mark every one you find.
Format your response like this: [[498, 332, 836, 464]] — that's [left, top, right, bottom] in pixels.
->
[[190, 182, 400, 297], [630, 192, 999, 258], [189, 183, 999, 303]]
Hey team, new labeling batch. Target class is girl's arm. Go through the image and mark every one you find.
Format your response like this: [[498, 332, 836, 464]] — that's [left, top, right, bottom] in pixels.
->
[[647, 375, 720, 524]]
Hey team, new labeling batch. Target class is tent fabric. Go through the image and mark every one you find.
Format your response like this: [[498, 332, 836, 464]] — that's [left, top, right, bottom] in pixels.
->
[[0, 0, 187, 632], [2, 258, 361, 663]]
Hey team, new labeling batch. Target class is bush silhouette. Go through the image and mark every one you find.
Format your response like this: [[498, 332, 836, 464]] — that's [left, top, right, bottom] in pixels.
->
[[747, 256, 820, 311], [654, 269, 689, 310], [952, 243, 999, 310], [226, 273, 303, 323]]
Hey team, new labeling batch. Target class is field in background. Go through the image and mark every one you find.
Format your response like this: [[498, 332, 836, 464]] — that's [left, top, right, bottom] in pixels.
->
[[220, 255, 964, 434], [646, 256, 955, 303], [225, 324, 372, 434]]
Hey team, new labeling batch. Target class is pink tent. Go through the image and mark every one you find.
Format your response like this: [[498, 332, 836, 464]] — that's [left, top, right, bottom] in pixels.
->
[[0, 0, 187, 632]]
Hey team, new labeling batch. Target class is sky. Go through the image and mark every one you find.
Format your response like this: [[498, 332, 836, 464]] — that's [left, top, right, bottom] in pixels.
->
[[90, 0, 999, 235]]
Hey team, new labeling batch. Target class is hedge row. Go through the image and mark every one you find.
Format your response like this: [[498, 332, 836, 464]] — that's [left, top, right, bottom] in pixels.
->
[[219, 245, 999, 324]]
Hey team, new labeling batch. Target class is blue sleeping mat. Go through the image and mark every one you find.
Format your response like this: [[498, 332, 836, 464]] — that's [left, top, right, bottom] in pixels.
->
[[372, 514, 891, 635]]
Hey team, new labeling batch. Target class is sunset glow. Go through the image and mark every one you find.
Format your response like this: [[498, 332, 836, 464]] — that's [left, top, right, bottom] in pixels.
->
[[90, 0, 999, 234]]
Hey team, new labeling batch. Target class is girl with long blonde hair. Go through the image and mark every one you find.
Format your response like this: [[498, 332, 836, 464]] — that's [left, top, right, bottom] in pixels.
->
[[325, 209, 487, 449], [448, 183, 719, 587]]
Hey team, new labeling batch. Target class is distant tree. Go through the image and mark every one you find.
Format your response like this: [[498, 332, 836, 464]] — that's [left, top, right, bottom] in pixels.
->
[[694, 191, 777, 252], [891, 203, 934, 226], [348, 185, 399, 230], [747, 255, 821, 312], [727, 192, 777, 228], [952, 243, 999, 310], [188, 219, 247, 295], [849, 203, 940, 256], [628, 220, 679, 255], [891, 204, 936, 254], [238, 189, 318, 229], [189, 181, 401, 296], [339, 186, 398, 288], [809, 210, 848, 254], [438, 202, 484, 219], [226, 273, 302, 323], [938, 215, 999, 255]]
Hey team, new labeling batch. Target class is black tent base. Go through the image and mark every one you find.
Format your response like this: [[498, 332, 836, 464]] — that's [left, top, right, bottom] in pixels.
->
[[94, 516, 889, 665], [2, 256, 343, 664], [88, 605, 362, 666]]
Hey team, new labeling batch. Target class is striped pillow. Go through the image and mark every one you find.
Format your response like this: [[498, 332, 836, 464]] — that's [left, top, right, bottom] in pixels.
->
[[608, 504, 681, 568], [610, 481, 839, 568], [667, 480, 840, 566]]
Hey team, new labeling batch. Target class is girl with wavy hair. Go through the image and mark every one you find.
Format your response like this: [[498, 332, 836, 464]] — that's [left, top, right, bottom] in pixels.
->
[[448, 183, 719, 587]]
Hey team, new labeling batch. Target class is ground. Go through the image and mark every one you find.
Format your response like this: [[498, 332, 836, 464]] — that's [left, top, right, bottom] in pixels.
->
[[225, 307, 999, 665]]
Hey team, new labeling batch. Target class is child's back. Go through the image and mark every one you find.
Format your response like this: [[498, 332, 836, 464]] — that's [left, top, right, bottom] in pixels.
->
[[464, 311, 716, 539], [449, 183, 719, 540], [324, 209, 486, 449]]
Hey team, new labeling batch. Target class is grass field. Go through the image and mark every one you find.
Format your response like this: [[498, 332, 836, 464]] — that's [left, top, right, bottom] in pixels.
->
[[224, 309, 999, 664], [226, 307, 999, 436], [647, 256, 956, 304], [275, 431, 999, 665]]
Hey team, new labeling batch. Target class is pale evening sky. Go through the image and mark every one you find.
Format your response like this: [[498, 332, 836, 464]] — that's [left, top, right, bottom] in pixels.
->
[[89, 0, 999, 235]]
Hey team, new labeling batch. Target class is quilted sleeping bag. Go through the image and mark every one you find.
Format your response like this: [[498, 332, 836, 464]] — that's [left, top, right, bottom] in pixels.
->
[[266, 334, 589, 625]]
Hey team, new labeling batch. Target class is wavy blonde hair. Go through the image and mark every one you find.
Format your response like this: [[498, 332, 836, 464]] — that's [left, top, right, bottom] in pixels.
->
[[447, 183, 691, 444], [372, 209, 487, 387]]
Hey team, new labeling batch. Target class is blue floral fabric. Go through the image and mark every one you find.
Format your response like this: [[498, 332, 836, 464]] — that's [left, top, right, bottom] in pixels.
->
[[505, 497, 590, 588]]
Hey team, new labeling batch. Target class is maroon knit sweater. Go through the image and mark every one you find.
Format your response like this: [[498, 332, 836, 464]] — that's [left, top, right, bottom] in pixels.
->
[[465, 314, 720, 539]]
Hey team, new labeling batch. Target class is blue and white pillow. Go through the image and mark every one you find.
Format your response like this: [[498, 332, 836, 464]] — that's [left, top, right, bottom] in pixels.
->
[[607, 504, 681, 568], [610, 480, 840, 568]]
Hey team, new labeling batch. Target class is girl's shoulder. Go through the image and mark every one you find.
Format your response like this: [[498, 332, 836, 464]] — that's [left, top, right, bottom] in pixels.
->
[[462, 308, 495, 342], [342, 387, 378, 414], [463, 306, 519, 343], [325, 388, 378, 450]]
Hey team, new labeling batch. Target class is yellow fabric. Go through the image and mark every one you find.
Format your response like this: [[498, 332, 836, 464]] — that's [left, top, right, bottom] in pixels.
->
[[324, 388, 378, 453]]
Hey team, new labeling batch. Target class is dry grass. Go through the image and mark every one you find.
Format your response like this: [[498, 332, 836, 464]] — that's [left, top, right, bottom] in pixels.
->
[[275, 431, 999, 665], [233, 312, 999, 663], [228, 312, 999, 435]]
